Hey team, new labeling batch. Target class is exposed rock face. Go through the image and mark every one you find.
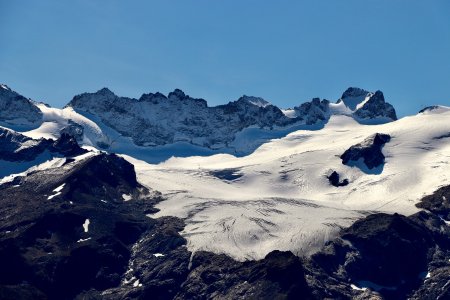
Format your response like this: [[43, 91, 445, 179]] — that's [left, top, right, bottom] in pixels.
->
[[327, 171, 349, 187], [293, 98, 330, 125], [353, 90, 397, 121], [67, 88, 295, 148], [339, 87, 373, 110], [0, 127, 49, 161], [66, 87, 397, 150], [60, 120, 84, 142], [0, 128, 87, 162], [0, 153, 162, 299], [284, 87, 397, 127], [341, 133, 391, 170], [309, 186, 450, 300], [177, 250, 311, 300], [416, 185, 450, 221], [0, 84, 42, 125], [310, 214, 449, 299], [419, 106, 442, 113]]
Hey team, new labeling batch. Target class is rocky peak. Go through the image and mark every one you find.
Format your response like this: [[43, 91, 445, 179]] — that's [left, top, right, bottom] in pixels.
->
[[96, 87, 115, 96], [0, 84, 42, 125], [51, 133, 88, 157], [237, 95, 271, 108], [354, 90, 397, 121], [338, 87, 373, 111], [139, 92, 167, 103], [0, 84, 11, 91], [0, 127, 87, 164], [293, 97, 330, 125], [341, 87, 371, 99], [168, 88, 187, 100]]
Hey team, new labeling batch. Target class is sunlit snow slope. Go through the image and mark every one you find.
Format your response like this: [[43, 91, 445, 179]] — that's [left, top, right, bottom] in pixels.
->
[[1, 84, 448, 262], [125, 107, 450, 260]]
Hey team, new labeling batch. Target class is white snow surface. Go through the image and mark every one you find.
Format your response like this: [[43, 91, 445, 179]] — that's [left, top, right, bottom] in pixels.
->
[[83, 219, 90, 233], [53, 183, 65, 193], [122, 108, 450, 261], [22, 104, 109, 147], [122, 194, 132, 201]]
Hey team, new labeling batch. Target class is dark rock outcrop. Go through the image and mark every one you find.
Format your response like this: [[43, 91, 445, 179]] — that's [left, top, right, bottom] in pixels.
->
[[354, 90, 397, 121], [0, 153, 162, 299], [327, 171, 349, 187], [177, 250, 312, 300], [416, 185, 450, 220], [60, 120, 84, 142], [0, 128, 87, 163], [293, 98, 330, 125], [341, 133, 391, 171], [339, 87, 372, 110], [0, 127, 50, 162], [308, 185, 450, 300]]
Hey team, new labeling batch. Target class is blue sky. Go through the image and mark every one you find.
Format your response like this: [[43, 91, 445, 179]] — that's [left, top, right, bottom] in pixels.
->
[[1, 0, 449, 116]]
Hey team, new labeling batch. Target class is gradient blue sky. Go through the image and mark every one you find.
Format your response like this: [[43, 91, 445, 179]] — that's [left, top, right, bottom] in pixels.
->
[[1, 0, 449, 116]]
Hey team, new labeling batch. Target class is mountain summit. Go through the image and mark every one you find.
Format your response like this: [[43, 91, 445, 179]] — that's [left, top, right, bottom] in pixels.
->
[[0, 84, 42, 127]]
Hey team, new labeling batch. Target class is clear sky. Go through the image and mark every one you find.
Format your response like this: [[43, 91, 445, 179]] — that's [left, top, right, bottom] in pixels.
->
[[1, 0, 449, 116]]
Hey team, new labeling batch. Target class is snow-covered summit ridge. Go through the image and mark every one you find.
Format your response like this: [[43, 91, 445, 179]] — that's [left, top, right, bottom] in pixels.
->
[[0, 83, 438, 159], [237, 95, 271, 108], [419, 105, 450, 114], [290, 87, 398, 125], [339, 87, 372, 110], [65, 86, 400, 150], [0, 84, 43, 126], [0, 84, 11, 91], [66, 87, 293, 148]]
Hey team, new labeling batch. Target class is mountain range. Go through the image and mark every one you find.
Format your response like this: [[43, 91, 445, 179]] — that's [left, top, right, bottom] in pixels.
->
[[0, 83, 449, 299]]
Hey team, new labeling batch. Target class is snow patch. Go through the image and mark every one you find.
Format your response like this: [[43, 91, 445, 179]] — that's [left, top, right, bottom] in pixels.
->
[[122, 194, 132, 201], [53, 183, 65, 193], [350, 284, 367, 291], [153, 253, 165, 257], [77, 237, 91, 243], [356, 280, 397, 291], [133, 279, 142, 287], [47, 183, 65, 200], [83, 219, 90, 233]]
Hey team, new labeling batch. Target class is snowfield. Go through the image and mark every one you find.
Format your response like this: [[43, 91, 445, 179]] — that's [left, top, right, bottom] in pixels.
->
[[1, 86, 449, 261], [124, 108, 450, 260]]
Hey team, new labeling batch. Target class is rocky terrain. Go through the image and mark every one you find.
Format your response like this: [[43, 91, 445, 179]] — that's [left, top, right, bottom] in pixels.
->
[[0, 139, 448, 299], [0, 84, 42, 127], [63, 86, 397, 150], [340, 133, 391, 172], [0, 128, 87, 162]]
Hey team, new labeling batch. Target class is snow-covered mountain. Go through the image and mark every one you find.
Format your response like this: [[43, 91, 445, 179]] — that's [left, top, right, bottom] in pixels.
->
[[128, 107, 450, 260], [64, 86, 397, 152], [0, 126, 449, 300], [66, 88, 295, 149], [0, 84, 399, 159], [0, 83, 449, 299], [288, 87, 397, 125], [0, 84, 42, 128]]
